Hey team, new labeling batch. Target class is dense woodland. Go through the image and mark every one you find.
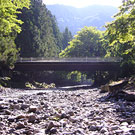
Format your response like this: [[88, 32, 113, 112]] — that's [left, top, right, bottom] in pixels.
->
[[0, 0, 135, 87]]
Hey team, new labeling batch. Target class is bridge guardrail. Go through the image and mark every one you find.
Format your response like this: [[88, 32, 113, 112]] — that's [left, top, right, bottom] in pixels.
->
[[17, 57, 122, 63]]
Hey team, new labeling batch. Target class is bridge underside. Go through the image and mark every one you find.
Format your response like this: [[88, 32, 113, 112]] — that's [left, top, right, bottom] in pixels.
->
[[14, 62, 120, 72]]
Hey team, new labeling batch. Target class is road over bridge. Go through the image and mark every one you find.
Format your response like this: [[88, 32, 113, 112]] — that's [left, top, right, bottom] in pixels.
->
[[14, 57, 121, 72]]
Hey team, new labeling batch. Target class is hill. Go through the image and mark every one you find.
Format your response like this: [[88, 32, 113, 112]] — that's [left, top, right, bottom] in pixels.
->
[[47, 4, 118, 34]]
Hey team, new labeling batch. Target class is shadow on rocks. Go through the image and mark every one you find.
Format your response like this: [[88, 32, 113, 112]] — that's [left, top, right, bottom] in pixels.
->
[[98, 90, 135, 124]]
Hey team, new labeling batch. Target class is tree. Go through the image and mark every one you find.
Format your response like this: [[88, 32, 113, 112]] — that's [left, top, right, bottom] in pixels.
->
[[59, 26, 106, 85], [16, 0, 62, 57], [59, 26, 105, 57], [0, 0, 30, 67], [62, 27, 72, 49], [0, 0, 30, 34], [104, 0, 135, 75]]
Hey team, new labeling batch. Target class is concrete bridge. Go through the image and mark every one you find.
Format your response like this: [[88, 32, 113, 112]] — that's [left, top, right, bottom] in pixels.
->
[[14, 57, 121, 72]]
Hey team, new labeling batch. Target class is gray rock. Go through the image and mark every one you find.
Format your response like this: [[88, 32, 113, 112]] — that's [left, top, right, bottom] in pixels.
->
[[4, 109, 11, 115], [49, 128, 57, 134], [10, 104, 20, 110], [111, 125, 119, 130], [69, 116, 78, 123], [28, 105, 37, 113], [88, 125, 102, 131], [21, 104, 30, 110], [16, 122, 25, 129], [8, 116, 16, 122], [28, 114, 37, 123], [47, 121, 60, 130], [100, 127, 108, 133]]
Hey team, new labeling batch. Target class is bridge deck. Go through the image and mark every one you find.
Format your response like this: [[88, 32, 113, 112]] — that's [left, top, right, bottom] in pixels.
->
[[14, 57, 121, 71]]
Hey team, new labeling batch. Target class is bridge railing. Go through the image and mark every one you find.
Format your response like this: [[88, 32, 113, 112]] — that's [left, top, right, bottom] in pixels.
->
[[17, 57, 122, 62]]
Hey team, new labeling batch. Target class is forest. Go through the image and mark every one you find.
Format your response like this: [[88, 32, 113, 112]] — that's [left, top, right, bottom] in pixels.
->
[[0, 0, 135, 88]]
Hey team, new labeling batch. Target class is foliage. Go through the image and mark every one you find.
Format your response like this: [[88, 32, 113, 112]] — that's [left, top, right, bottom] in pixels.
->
[[62, 27, 73, 49], [0, 35, 18, 67], [0, 0, 30, 68], [104, 0, 135, 74], [59, 26, 106, 84], [0, 77, 11, 87], [16, 0, 62, 57], [0, 0, 30, 35], [25, 81, 55, 89], [67, 71, 86, 82], [59, 26, 105, 57]]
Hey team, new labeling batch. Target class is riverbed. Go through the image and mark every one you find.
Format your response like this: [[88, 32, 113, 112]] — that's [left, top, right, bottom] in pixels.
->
[[0, 87, 135, 134]]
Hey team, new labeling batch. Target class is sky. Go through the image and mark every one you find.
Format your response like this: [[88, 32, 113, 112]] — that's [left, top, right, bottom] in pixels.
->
[[43, 0, 122, 8]]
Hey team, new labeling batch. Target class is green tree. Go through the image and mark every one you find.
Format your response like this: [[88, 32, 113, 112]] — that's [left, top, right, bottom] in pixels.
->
[[0, 0, 30, 67], [62, 27, 72, 49], [104, 0, 135, 75], [60, 26, 105, 57], [59, 26, 106, 84], [16, 0, 62, 57]]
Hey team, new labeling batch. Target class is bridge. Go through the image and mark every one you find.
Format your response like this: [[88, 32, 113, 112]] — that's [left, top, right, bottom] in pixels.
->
[[14, 57, 121, 72]]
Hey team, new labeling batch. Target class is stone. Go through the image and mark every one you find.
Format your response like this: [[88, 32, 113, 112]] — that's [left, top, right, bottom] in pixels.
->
[[21, 104, 30, 110], [28, 106, 37, 113], [100, 127, 108, 133], [0, 122, 4, 126], [49, 128, 57, 134], [47, 121, 60, 130], [69, 117, 78, 123], [17, 99, 24, 103], [28, 114, 37, 123], [121, 122, 129, 126], [10, 104, 20, 110], [8, 116, 16, 122], [88, 125, 102, 131], [68, 111, 74, 116], [111, 125, 119, 130], [61, 113, 69, 119], [16, 122, 25, 129], [16, 114, 26, 120], [4, 110, 11, 115]]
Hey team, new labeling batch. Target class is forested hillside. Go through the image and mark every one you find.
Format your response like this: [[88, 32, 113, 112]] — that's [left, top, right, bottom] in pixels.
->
[[15, 0, 62, 57], [47, 4, 118, 34]]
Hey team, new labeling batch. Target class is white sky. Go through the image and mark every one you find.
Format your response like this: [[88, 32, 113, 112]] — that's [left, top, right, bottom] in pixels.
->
[[43, 0, 122, 8]]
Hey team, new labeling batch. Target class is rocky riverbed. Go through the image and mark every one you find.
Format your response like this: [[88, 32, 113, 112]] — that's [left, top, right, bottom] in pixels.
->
[[0, 87, 135, 135]]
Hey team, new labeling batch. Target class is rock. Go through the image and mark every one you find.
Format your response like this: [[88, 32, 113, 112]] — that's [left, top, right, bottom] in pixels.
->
[[17, 99, 24, 103], [68, 111, 74, 116], [61, 113, 69, 119], [47, 121, 60, 130], [8, 116, 16, 122], [59, 119, 67, 127], [100, 127, 108, 133], [16, 122, 25, 129], [49, 128, 57, 134], [0, 122, 4, 126], [88, 125, 102, 131], [121, 122, 129, 126], [28, 106, 37, 113], [115, 129, 123, 134], [69, 116, 78, 123], [4, 109, 11, 115], [0, 104, 8, 110], [111, 125, 119, 130], [16, 114, 26, 120], [28, 114, 37, 123], [21, 104, 30, 110], [10, 104, 20, 110]]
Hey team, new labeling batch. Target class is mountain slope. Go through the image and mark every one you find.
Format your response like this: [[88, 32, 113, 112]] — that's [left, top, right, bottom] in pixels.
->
[[47, 4, 118, 34]]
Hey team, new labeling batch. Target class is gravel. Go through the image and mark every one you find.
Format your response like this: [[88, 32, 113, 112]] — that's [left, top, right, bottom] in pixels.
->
[[0, 87, 135, 134]]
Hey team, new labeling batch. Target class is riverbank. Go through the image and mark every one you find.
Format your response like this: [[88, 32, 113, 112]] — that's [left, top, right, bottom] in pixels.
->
[[0, 87, 135, 134]]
